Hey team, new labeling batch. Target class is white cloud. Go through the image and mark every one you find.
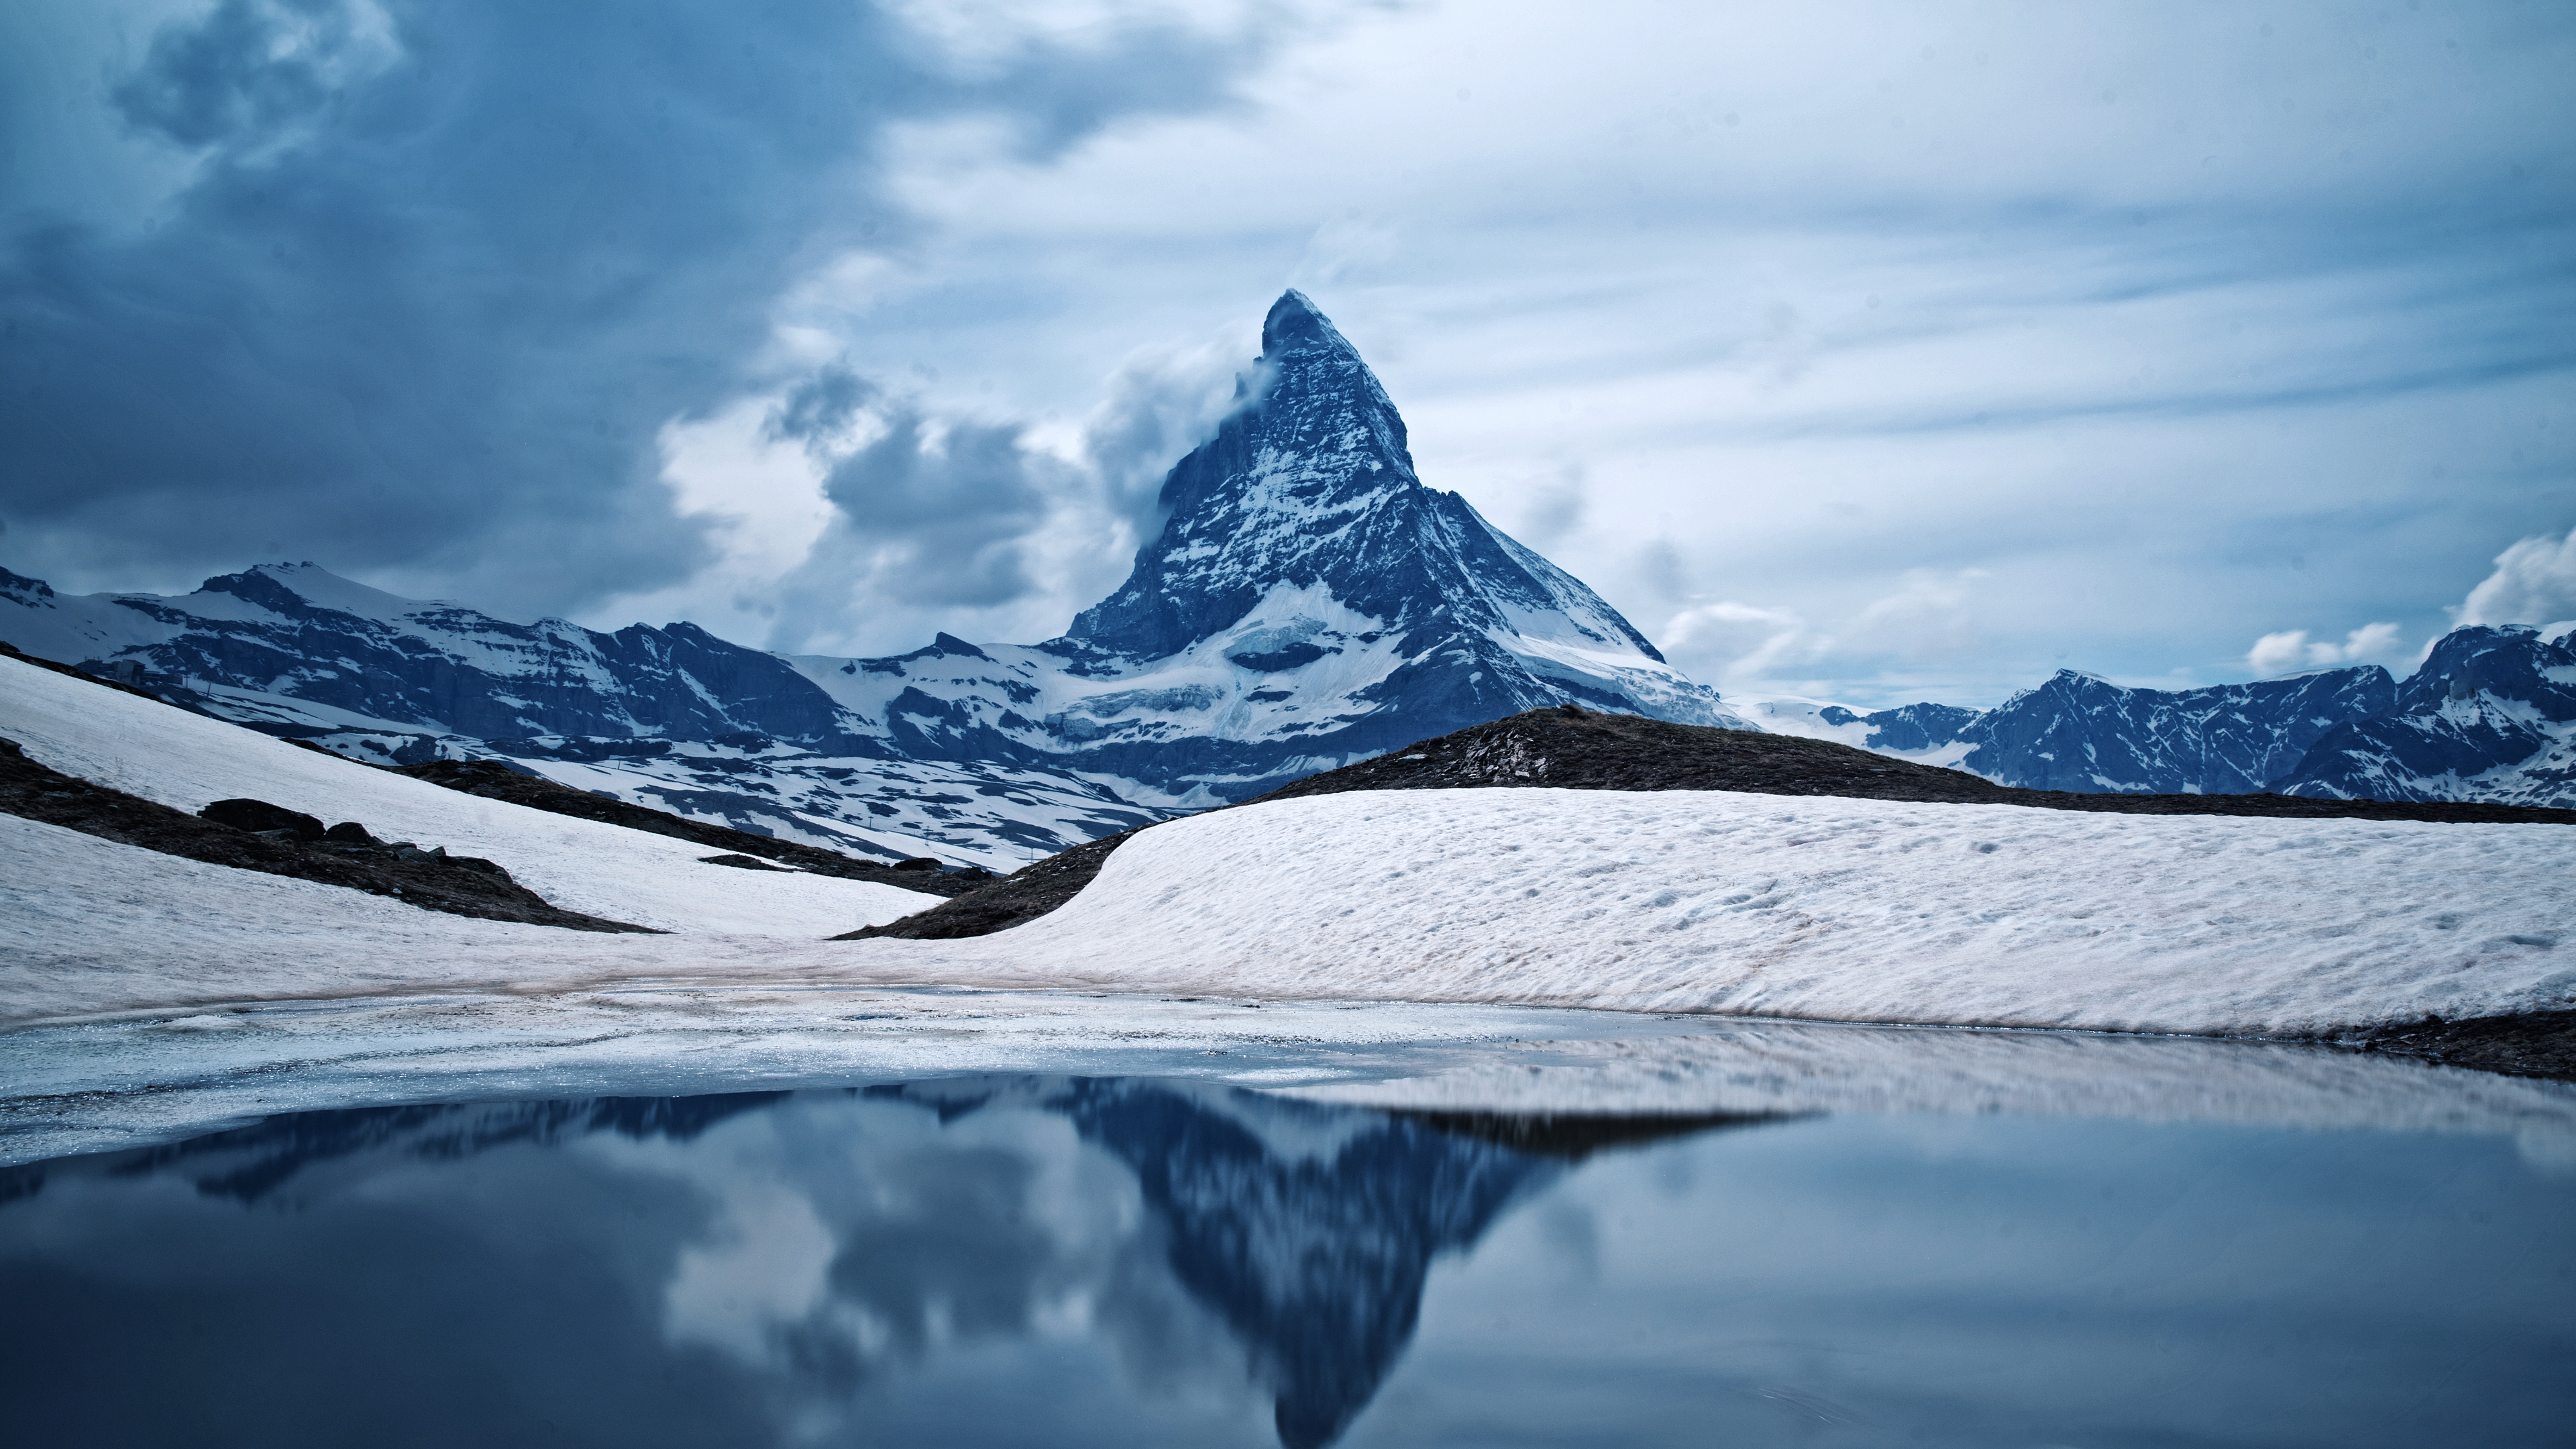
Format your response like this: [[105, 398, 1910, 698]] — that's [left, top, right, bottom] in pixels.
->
[[2245, 621, 2407, 676], [1854, 568, 1985, 662], [1658, 599, 1825, 684], [1658, 568, 1988, 696], [2454, 527, 2576, 631]]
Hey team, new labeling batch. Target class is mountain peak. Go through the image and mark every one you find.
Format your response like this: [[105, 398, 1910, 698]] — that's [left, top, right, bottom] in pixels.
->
[[1039, 288, 1734, 755], [1260, 288, 1344, 358]]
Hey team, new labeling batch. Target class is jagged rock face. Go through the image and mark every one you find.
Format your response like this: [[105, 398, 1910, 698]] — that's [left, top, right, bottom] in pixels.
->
[[1828, 629, 2576, 806], [1011, 290, 1737, 774], [1821, 702, 1984, 755], [1949, 666, 2398, 795], [2275, 625, 2576, 805], [1065, 292, 1666, 671]]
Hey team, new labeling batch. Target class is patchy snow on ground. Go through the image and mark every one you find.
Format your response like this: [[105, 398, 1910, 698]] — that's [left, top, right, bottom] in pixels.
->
[[0, 657, 935, 936]]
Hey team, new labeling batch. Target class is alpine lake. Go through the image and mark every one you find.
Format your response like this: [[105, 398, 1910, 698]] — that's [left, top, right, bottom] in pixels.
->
[[3, 998, 2571, 1448]]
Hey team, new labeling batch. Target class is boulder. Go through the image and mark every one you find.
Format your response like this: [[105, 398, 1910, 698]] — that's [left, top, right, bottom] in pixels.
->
[[200, 798, 325, 841]]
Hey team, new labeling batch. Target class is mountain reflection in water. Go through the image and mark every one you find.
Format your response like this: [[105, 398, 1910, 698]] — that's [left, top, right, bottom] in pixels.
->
[[0, 1079, 1761, 1448], [10, 1069, 2575, 1447]]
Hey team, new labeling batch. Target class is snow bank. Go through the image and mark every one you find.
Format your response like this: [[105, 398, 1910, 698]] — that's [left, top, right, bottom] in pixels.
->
[[0, 657, 933, 935], [909, 788, 2576, 1036]]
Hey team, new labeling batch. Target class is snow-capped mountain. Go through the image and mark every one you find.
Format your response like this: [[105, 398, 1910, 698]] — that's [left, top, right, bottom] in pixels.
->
[[1949, 665, 2399, 794], [1748, 626, 2575, 806], [0, 291, 1740, 861], [2272, 625, 2576, 806], [0, 564, 1173, 868], [775, 290, 1742, 798]]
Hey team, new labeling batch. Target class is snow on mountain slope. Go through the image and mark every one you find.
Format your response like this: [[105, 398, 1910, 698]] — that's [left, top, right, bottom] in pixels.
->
[[0, 294, 1746, 830], [0, 657, 936, 935], [1735, 668, 2406, 798], [0, 567, 1187, 864], [0, 563, 849, 743], [1956, 667, 2398, 794], [2276, 625, 2576, 807]]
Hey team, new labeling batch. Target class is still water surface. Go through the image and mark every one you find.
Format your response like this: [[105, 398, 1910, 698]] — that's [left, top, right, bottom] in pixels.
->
[[2, 1076, 2569, 1447]]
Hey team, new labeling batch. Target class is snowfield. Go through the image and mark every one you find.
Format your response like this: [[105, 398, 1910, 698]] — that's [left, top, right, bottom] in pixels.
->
[[5, 653, 2573, 1036], [0, 657, 936, 936], [973, 789, 2573, 1035]]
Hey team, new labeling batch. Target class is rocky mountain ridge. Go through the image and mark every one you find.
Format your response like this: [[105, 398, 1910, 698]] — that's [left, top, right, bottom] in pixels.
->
[[1746, 623, 2576, 808]]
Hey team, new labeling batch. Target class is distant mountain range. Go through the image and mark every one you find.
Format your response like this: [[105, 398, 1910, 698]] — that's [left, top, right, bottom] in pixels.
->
[[1738, 623, 2575, 808], [4, 290, 2569, 861]]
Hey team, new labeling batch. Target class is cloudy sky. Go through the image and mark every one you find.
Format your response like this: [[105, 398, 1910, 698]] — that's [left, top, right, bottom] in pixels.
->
[[3, 0, 2569, 706]]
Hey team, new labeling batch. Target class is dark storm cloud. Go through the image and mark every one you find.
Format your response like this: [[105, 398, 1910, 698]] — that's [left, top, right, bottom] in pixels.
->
[[763, 363, 1075, 643], [0, 0, 1291, 616]]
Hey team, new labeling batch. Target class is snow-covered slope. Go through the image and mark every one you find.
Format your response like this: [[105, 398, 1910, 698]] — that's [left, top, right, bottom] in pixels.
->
[[1726, 694, 1982, 769], [11, 756, 2569, 1035], [919, 790, 2574, 1034], [0, 562, 844, 743], [0, 567, 1188, 865], [0, 656, 934, 935]]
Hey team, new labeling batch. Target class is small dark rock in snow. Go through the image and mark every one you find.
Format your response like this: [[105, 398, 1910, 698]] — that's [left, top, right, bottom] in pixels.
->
[[325, 821, 375, 844], [201, 798, 325, 840], [698, 853, 789, 871]]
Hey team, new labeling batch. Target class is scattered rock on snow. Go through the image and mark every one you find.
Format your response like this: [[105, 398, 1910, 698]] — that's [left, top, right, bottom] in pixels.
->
[[201, 798, 325, 839]]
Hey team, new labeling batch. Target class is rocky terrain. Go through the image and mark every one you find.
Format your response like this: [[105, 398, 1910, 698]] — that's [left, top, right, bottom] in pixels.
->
[[394, 759, 990, 897], [1, 737, 651, 933]]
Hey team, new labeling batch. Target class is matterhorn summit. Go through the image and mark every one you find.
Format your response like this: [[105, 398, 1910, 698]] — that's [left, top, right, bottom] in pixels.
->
[[969, 290, 1743, 782]]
